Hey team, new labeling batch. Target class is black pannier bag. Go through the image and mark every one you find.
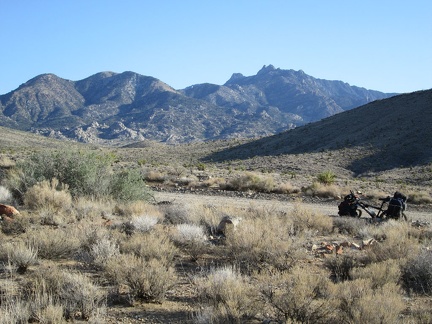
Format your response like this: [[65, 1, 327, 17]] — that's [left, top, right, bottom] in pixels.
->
[[386, 191, 407, 219]]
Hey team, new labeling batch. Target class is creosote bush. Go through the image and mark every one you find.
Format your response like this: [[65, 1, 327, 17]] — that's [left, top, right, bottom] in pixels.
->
[[5, 149, 152, 202]]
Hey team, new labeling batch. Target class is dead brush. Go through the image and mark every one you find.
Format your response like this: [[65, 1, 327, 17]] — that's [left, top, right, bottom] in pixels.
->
[[363, 221, 420, 264], [24, 227, 81, 260], [255, 266, 336, 323], [225, 214, 304, 272], [226, 171, 275, 192], [5, 240, 38, 274], [333, 279, 404, 323], [29, 264, 106, 321], [401, 250, 432, 295], [104, 253, 177, 304], [351, 259, 402, 289], [119, 227, 177, 266], [291, 203, 333, 235], [24, 178, 72, 211], [193, 266, 257, 323]]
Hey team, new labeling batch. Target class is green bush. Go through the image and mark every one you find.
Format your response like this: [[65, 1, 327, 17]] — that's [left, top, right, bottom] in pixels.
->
[[109, 169, 153, 202], [317, 170, 336, 185], [5, 149, 153, 202]]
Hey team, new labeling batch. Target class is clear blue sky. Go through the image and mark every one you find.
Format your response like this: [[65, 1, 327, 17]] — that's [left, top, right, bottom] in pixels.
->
[[1, 0, 431, 95]]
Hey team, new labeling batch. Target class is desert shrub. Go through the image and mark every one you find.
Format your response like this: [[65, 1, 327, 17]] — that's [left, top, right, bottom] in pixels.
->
[[174, 223, 207, 243], [332, 217, 368, 236], [172, 223, 208, 261], [334, 279, 404, 323], [73, 196, 115, 221], [272, 181, 301, 194], [401, 250, 432, 295], [255, 266, 336, 323], [406, 190, 432, 205], [324, 254, 358, 282], [193, 266, 257, 323], [304, 181, 341, 198], [225, 214, 304, 273], [104, 253, 177, 303], [5, 149, 153, 202], [5, 241, 38, 274], [363, 221, 419, 264], [226, 172, 275, 192], [109, 169, 153, 202], [0, 185, 12, 203], [0, 214, 28, 235], [351, 259, 402, 289], [5, 149, 113, 199], [130, 215, 159, 233], [291, 203, 333, 235], [119, 228, 177, 266], [160, 203, 190, 225], [24, 178, 72, 211], [316, 170, 336, 185], [88, 237, 120, 268], [25, 227, 81, 260], [143, 170, 166, 182], [31, 265, 106, 320], [0, 297, 31, 323]]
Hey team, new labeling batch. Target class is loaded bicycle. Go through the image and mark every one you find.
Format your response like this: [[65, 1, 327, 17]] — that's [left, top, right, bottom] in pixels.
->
[[338, 190, 408, 221]]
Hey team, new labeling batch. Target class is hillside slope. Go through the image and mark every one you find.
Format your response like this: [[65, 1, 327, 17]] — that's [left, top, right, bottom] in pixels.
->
[[204, 89, 432, 172]]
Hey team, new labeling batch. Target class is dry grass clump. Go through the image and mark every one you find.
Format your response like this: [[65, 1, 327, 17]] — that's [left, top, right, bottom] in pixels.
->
[[255, 266, 336, 323], [225, 212, 304, 272], [272, 181, 301, 194], [24, 178, 72, 211], [334, 279, 404, 323], [114, 200, 160, 217], [172, 223, 208, 261], [332, 217, 368, 236], [226, 171, 275, 192], [4, 240, 38, 274], [193, 266, 257, 323], [30, 264, 106, 320], [130, 214, 159, 233], [351, 259, 402, 289], [405, 189, 432, 205], [25, 227, 81, 260], [303, 182, 341, 199], [324, 254, 358, 282], [143, 170, 166, 182], [363, 221, 420, 263], [73, 196, 115, 221], [291, 203, 333, 235], [104, 253, 177, 303], [119, 228, 178, 266], [401, 250, 432, 295]]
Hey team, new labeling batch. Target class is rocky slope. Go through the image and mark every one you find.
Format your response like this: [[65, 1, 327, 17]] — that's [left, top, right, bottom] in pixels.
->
[[0, 66, 395, 143]]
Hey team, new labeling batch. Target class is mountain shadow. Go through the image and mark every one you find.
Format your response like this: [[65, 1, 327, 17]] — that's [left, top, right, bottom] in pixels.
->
[[203, 89, 432, 173]]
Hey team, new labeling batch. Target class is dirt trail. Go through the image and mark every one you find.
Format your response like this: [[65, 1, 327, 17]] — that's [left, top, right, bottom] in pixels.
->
[[154, 191, 432, 222]]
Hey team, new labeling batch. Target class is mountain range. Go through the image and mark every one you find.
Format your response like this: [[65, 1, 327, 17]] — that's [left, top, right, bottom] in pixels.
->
[[0, 65, 396, 144]]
